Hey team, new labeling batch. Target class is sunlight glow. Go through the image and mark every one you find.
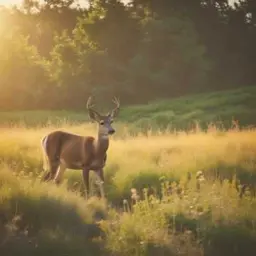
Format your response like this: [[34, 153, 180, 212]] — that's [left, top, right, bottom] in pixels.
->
[[0, 0, 131, 8], [0, 0, 22, 7], [0, 0, 239, 9], [0, 0, 239, 8]]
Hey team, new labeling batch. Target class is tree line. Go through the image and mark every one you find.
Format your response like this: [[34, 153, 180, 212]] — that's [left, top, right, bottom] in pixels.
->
[[0, 0, 255, 110]]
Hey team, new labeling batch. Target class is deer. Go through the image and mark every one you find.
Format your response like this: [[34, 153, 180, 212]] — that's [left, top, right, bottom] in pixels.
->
[[40, 96, 120, 198]]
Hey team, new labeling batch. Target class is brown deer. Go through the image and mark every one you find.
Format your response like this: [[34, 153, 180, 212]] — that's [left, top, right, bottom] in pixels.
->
[[41, 96, 120, 198]]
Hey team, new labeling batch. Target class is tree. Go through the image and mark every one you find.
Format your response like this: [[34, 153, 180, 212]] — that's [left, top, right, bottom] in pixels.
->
[[0, 31, 49, 110], [122, 14, 212, 102]]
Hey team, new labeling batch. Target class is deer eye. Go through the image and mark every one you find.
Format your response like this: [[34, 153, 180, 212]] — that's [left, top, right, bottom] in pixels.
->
[[100, 120, 104, 125]]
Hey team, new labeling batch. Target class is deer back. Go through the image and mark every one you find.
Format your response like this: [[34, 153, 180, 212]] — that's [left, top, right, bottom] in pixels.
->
[[43, 130, 96, 169]]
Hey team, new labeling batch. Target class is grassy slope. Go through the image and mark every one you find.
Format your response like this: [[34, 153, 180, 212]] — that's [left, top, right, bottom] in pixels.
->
[[0, 85, 256, 130], [120, 85, 256, 130]]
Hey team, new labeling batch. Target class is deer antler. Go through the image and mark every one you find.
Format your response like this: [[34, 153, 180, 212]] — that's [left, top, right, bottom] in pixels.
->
[[86, 96, 101, 121], [110, 96, 120, 118], [86, 96, 94, 109]]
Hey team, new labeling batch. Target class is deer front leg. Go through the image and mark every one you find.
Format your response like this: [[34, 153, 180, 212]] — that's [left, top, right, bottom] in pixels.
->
[[95, 169, 105, 198], [83, 168, 90, 199]]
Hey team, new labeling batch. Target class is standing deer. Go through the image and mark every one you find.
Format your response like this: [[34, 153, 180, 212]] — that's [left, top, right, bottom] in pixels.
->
[[41, 96, 120, 198]]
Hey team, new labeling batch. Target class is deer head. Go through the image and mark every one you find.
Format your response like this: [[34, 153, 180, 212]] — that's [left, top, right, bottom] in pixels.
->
[[86, 96, 120, 136]]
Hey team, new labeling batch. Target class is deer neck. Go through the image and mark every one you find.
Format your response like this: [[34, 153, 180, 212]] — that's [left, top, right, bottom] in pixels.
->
[[95, 132, 109, 157]]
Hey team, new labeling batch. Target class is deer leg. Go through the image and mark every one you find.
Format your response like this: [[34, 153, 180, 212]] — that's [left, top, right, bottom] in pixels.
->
[[42, 160, 59, 182], [82, 168, 90, 199], [96, 169, 104, 183], [42, 171, 51, 182], [54, 162, 66, 185], [95, 169, 105, 198]]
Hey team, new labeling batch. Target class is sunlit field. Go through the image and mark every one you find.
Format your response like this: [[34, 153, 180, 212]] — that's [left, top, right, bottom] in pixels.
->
[[1, 120, 256, 256]]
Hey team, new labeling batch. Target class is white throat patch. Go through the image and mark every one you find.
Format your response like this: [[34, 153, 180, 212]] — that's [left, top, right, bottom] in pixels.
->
[[101, 134, 109, 139]]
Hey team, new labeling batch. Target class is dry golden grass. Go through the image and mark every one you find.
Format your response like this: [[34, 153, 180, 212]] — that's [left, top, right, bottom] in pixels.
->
[[1, 123, 256, 255], [1, 124, 256, 198]]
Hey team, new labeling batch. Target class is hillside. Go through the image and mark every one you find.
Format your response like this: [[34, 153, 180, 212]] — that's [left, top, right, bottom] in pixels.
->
[[120, 85, 256, 130], [0, 86, 256, 130]]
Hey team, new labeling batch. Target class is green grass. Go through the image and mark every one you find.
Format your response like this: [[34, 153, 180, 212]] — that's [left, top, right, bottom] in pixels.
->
[[0, 110, 86, 128], [121, 85, 256, 131], [0, 85, 256, 131]]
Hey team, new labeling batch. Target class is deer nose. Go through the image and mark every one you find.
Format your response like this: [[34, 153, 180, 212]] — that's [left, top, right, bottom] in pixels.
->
[[108, 129, 115, 135]]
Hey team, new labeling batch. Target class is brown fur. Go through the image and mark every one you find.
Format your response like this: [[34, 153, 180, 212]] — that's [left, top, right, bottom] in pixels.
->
[[41, 96, 120, 198], [41, 130, 109, 195]]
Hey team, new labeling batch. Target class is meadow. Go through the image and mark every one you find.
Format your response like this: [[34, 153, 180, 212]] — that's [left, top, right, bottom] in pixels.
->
[[1, 86, 256, 256], [1, 85, 256, 131]]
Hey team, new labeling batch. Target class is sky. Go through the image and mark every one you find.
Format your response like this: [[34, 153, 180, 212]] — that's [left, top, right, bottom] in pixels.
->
[[0, 0, 237, 8]]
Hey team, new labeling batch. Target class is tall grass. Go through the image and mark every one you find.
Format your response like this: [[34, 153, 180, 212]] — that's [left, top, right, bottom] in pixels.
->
[[1, 120, 256, 255], [1, 123, 256, 200], [0, 165, 107, 255]]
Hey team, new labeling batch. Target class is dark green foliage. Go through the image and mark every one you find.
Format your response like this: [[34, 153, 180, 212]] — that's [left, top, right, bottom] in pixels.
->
[[203, 225, 256, 256], [0, 0, 255, 110]]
